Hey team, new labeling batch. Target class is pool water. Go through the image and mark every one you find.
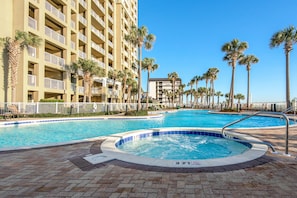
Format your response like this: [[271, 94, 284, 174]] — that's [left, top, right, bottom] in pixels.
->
[[116, 133, 250, 160], [0, 110, 292, 149]]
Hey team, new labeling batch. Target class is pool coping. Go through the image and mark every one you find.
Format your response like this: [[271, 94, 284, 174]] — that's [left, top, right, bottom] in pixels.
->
[[95, 127, 268, 168]]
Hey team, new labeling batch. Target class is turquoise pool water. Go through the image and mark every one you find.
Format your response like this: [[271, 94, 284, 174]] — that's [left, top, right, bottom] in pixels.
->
[[0, 110, 292, 149], [116, 133, 250, 160]]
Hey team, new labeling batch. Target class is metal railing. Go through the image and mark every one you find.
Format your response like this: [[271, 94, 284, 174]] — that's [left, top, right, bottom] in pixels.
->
[[221, 111, 291, 154]]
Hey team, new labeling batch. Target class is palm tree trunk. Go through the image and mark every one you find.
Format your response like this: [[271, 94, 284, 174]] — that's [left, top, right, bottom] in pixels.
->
[[146, 71, 150, 109], [8, 41, 20, 102], [229, 66, 235, 108], [247, 70, 250, 109], [285, 51, 290, 109], [137, 47, 142, 111]]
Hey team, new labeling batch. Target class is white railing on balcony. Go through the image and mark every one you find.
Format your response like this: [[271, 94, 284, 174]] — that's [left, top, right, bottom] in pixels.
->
[[108, 27, 113, 36], [91, 26, 105, 40], [79, 15, 87, 25], [28, 74, 36, 86], [108, 15, 113, 23], [91, 57, 105, 69], [44, 52, 65, 68], [91, 42, 105, 54], [28, 16, 37, 30], [123, 61, 128, 67], [93, 0, 105, 13], [108, 1, 113, 11], [91, 10, 105, 27], [108, 40, 113, 48], [71, 0, 76, 9], [28, 46, 36, 57], [79, 51, 87, 59], [91, 87, 101, 94], [108, 53, 113, 60], [71, 41, 76, 50], [71, 83, 76, 92], [45, 26, 65, 44], [78, 86, 84, 94], [78, 33, 87, 43], [45, 1, 65, 22], [79, 0, 87, 8], [108, 66, 113, 71], [71, 20, 76, 29], [44, 78, 64, 90]]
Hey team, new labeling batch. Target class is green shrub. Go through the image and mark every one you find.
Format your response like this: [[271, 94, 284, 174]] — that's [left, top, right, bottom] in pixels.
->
[[125, 110, 148, 116], [39, 99, 64, 102]]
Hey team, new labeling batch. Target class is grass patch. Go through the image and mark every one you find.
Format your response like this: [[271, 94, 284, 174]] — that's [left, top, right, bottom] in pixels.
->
[[125, 110, 148, 116]]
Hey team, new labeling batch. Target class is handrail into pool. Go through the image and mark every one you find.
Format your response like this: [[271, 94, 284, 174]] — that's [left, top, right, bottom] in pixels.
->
[[221, 111, 290, 154]]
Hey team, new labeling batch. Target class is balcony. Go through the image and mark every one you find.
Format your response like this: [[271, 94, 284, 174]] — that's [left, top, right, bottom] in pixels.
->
[[44, 78, 64, 90], [91, 57, 105, 68], [71, 20, 76, 29], [91, 87, 101, 94], [44, 52, 65, 69], [108, 27, 113, 36], [78, 33, 87, 43], [91, 26, 105, 40], [79, 15, 87, 26], [108, 15, 113, 24], [93, 0, 105, 14], [108, 40, 113, 48], [108, 1, 113, 11], [108, 53, 113, 60], [71, 0, 76, 9], [28, 46, 36, 57], [71, 41, 76, 50], [28, 16, 37, 30], [91, 10, 105, 27], [78, 86, 84, 94], [45, 1, 65, 22], [91, 42, 105, 54], [79, 0, 87, 8], [45, 26, 65, 44], [71, 83, 76, 92], [28, 74, 36, 86], [79, 51, 87, 59]]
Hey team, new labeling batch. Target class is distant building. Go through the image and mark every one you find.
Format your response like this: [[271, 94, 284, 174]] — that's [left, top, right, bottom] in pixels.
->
[[148, 78, 182, 106]]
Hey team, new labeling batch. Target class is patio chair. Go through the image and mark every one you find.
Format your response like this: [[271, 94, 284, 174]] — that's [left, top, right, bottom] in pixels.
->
[[7, 105, 24, 118]]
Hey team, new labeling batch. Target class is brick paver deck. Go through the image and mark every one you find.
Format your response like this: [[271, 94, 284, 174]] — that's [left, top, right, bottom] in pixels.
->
[[0, 126, 296, 197]]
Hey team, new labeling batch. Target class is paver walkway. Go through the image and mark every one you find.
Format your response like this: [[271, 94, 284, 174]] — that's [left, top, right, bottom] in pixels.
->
[[0, 126, 296, 197]]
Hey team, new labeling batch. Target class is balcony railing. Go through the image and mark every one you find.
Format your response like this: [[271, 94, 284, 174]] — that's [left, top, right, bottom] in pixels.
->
[[91, 26, 105, 40], [45, 26, 65, 44], [93, 0, 105, 14], [91, 57, 105, 68], [108, 1, 113, 11], [28, 46, 36, 57], [108, 40, 113, 48], [71, 20, 76, 29], [28, 16, 37, 30], [71, 83, 76, 92], [79, 33, 87, 43], [28, 74, 36, 86], [71, 0, 76, 9], [108, 15, 113, 24], [44, 78, 64, 90], [44, 52, 65, 69], [71, 41, 76, 50], [79, 51, 87, 59], [78, 86, 84, 94], [108, 53, 113, 60], [91, 10, 105, 27], [91, 42, 105, 54], [92, 87, 101, 94], [108, 27, 113, 36], [79, 15, 87, 25], [45, 1, 65, 22], [79, 0, 87, 8]]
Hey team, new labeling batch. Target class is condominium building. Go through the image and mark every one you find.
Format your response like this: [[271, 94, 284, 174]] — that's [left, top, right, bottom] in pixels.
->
[[0, 0, 138, 103], [148, 78, 182, 105]]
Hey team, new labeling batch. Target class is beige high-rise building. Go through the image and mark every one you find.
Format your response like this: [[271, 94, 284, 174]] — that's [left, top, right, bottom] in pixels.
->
[[0, 0, 138, 103]]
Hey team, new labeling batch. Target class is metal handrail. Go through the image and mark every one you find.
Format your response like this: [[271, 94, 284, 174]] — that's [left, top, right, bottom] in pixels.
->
[[221, 111, 290, 154]]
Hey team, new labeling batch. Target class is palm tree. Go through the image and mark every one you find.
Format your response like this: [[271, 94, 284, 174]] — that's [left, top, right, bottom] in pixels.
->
[[198, 87, 207, 105], [270, 26, 297, 109], [215, 91, 224, 105], [207, 68, 219, 107], [168, 72, 179, 107], [178, 84, 186, 106], [125, 25, 156, 110], [118, 68, 132, 102], [142, 57, 159, 109], [72, 58, 105, 102], [202, 71, 211, 105], [187, 79, 195, 106], [234, 93, 245, 104], [238, 55, 259, 109], [222, 39, 248, 108], [0, 30, 42, 102], [126, 77, 137, 103]]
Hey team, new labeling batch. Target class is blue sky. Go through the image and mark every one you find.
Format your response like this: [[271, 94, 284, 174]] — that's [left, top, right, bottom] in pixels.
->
[[138, 0, 297, 103]]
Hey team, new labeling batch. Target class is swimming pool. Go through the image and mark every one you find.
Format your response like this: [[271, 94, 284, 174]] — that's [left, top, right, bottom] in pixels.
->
[[0, 110, 292, 150]]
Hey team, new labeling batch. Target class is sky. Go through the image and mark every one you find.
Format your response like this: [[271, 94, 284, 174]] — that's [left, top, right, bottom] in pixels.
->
[[138, 0, 297, 103]]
